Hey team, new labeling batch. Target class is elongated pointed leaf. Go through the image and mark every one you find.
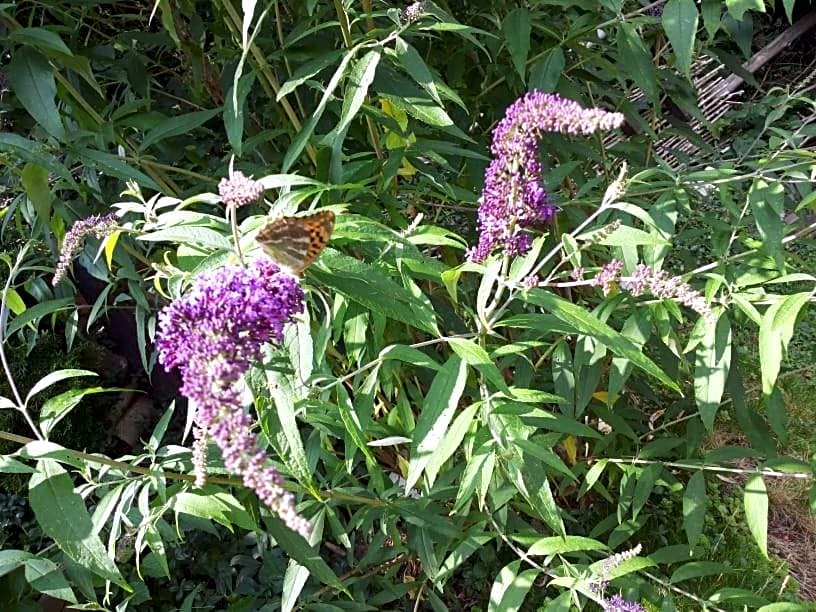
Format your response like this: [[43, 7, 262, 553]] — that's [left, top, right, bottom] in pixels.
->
[[617, 23, 658, 103], [406, 355, 468, 492], [683, 471, 707, 546], [759, 292, 809, 397], [502, 9, 531, 82], [662, 0, 698, 76], [8, 48, 65, 141], [694, 313, 731, 430], [29, 460, 130, 590], [744, 474, 768, 557], [283, 47, 357, 171], [524, 289, 679, 392], [488, 560, 539, 612]]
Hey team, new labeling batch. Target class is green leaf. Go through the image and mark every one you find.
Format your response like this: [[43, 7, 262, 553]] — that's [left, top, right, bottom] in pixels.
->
[[781, 0, 796, 22], [488, 560, 539, 612], [617, 22, 658, 103], [515, 439, 577, 482], [526, 536, 606, 556], [499, 405, 602, 438], [8, 47, 65, 141], [597, 225, 669, 247], [502, 8, 532, 82], [9, 28, 73, 56], [405, 355, 468, 492], [0, 550, 35, 578], [326, 49, 381, 143], [25, 558, 76, 603], [662, 0, 698, 76], [670, 561, 726, 583], [309, 249, 439, 335], [425, 402, 479, 486], [379, 92, 466, 137], [379, 344, 441, 370], [529, 47, 565, 93], [3, 288, 26, 316], [5, 297, 74, 337], [683, 471, 707, 546], [744, 474, 768, 557], [277, 51, 345, 100], [523, 290, 679, 392], [265, 515, 348, 595], [748, 179, 785, 267], [283, 47, 357, 172], [0, 134, 76, 187], [395, 38, 442, 106], [25, 369, 97, 405], [632, 463, 663, 520], [759, 292, 810, 397], [28, 460, 130, 590], [21, 163, 53, 230], [138, 226, 232, 250], [453, 439, 495, 513], [701, 0, 722, 38], [140, 108, 221, 150], [436, 531, 495, 584], [694, 313, 731, 430], [725, 0, 764, 22], [280, 510, 325, 612], [757, 604, 813, 612], [40, 387, 117, 437], [224, 71, 256, 155], [74, 147, 161, 191], [449, 337, 512, 396], [0, 456, 35, 473]]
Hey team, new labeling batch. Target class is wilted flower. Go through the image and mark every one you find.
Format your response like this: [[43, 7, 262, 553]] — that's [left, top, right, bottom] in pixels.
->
[[53, 213, 119, 285], [468, 91, 624, 262], [218, 171, 264, 208], [156, 259, 311, 535]]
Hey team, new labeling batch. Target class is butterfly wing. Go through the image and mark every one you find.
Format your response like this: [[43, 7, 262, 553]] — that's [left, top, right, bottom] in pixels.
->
[[256, 210, 335, 275]]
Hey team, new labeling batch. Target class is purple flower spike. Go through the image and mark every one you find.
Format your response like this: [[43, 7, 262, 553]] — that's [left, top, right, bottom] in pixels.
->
[[468, 91, 624, 262], [156, 259, 311, 535]]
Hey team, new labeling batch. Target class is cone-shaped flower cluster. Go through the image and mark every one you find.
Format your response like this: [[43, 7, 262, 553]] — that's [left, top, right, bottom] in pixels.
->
[[218, 171, 264, 208], [402, 1, 427, 23], [468, 91, 624, 262], [156, 259, 310, 535], [53, 213, 119, 285]]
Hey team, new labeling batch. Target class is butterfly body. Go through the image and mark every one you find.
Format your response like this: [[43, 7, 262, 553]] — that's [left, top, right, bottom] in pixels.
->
[[256, 210, 335, 276]]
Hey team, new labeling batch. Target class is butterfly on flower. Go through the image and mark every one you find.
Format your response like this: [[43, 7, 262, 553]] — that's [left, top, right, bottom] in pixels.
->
[[256, 210, 335, 276]]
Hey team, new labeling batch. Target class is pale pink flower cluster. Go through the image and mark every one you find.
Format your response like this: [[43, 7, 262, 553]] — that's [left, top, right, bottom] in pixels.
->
[[218, 171, 264, 208], [592, 260, 714, 322]]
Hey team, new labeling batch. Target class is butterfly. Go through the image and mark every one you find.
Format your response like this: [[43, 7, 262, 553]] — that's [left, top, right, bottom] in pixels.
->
[[256, 210, 335, 276]]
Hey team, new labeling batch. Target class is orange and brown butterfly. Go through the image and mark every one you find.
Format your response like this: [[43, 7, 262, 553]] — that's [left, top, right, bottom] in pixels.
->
[[255, 210, 335, 276]]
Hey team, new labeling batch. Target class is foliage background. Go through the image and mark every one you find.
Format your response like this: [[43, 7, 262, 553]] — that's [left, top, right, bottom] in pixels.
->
[[1, 0, 816, 610]]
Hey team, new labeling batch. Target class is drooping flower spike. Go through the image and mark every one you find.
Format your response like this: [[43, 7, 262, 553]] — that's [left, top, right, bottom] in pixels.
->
[[53, 213, 119, 285], [156, 259, 311, 535]]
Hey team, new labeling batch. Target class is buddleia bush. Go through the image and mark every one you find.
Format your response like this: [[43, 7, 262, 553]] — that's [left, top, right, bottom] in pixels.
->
[[1, 1, 815, 609]]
